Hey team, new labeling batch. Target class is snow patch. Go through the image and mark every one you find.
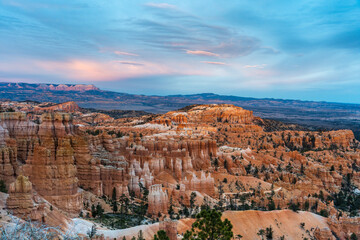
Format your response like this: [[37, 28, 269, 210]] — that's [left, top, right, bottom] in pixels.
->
[[69, 218, 160, 239], [133, 123, 170, 131]]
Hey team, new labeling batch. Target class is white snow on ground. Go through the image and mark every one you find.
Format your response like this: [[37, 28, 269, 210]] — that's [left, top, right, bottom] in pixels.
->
[[133, 123, 170, 131], [169, 112, 188, 116], [144, 131, 180, 139], [69, 218, 160, 239], [144, 129, 205, 139], [218, 146, 252, 155], [68, 218, 94, 234], [219, 145, 243, 152]]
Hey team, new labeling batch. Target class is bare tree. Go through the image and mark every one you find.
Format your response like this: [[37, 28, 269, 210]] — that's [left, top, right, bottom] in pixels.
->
[[87, 224, 98, 239]]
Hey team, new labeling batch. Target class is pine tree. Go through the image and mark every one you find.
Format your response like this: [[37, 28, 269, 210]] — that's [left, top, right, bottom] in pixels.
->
[[96, 203, 104, 217], [350, 233, 358, 240], [169, 196, 174, 218], [153, 230, 170, 240], [183, 209, 233, 240], [0, 180, 7, 193], [112, 187, 117, 201], [300, 163, 305, 175], [190, 192, 197, 209], [265, 226, 273, 239], [91, 204, 97, 218], [257, 229, 265, 240], [138, 230, 145, 240], [224, 159, 228, 171], [112, 201, 118, 213], [268, 199, 275, 211]]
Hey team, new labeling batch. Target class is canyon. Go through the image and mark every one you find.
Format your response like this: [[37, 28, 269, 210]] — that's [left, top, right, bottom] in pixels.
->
[[0, 100, 359, 239], [1, 82, 359, 141]]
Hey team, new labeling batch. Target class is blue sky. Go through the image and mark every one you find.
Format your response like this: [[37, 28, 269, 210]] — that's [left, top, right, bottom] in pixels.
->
[[0, 0, 359, 103]]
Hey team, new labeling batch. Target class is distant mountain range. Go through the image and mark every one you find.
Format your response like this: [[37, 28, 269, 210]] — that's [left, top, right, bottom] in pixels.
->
[[1, 82, 359, 138], [0, 82, 99, 91]]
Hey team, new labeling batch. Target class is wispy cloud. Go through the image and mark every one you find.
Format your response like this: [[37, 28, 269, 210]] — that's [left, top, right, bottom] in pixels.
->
[[114, 51, 139, 56], [1, 0, 359, 102], [260, 47, 280, 54], [145, 3, 177, 9], [202, 61, 226, 65], [0, 59, 170, 82], [243, 64, 266, 69], [113, 61, 144, 66], [0, 57, 212, 83], [186, 50, 219, 57]]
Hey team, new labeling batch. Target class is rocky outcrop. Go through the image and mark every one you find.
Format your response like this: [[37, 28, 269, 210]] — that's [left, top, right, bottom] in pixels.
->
[[0, 112, 37, 184], [314, 227, 336, 240], [1, 103, 359, 239], [0, 125, 8, 146], [21, 113, 82, 214], [34, 101, 81, 112], [0, 112, 82, 215], [0, 145, 17, 185], [159, 104, 254, 125], [160, 220, 178, 240], [6, 176, 70, 228], [148, 184, 168, 216], [183, 172, 215, 197], [6, 175, 34, 216], [328, 217, 360, 240], [76, 112, 114, 125]]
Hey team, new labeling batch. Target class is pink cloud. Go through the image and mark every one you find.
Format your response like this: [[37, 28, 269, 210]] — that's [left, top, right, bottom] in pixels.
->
[[37, 60, 119, 81], [202, 61, 226, 65], [0, 57, 216, 82], [114, 51, 138, 56], [186, 50, 219, 57], [35, 59, 173, 81], [243, 64, 266, 69]]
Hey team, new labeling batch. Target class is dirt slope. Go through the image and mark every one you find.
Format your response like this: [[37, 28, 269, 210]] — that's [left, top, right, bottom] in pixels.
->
[[178, 210, 329, 240]]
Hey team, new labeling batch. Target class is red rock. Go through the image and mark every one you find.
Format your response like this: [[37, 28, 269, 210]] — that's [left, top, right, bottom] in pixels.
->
[[148, 184, 168, 216], [6, 175, 34, 215], [34, 101, 81, 113]]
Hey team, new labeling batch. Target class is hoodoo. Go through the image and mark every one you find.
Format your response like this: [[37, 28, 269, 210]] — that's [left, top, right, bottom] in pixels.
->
[[0, 103, 358, 239]]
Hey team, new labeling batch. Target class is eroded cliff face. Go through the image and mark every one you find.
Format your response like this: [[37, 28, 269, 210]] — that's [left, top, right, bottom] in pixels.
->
[[83, 126, 218, 202], [80, 105, 359, 199], [0, 103, 359, 239], [22, 113, 82, 214], [6, 175, 34, 216], [33, 101, 81, 113], [0, 112, 82, 215], [6, 175, 69, 228], [148, 184, 168, 216]]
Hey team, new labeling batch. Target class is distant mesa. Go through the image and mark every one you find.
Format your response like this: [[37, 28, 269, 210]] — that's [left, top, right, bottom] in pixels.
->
[[39, 84, 99, 91], [2, 82, 99, 91], [34, 101, 81, 113]]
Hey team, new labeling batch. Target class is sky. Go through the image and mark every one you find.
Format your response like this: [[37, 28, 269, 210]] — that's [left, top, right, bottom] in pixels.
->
[[0, 0, 360, 103]]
